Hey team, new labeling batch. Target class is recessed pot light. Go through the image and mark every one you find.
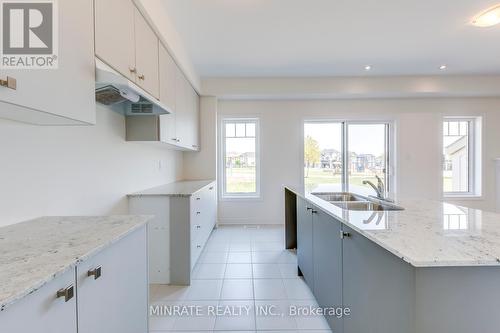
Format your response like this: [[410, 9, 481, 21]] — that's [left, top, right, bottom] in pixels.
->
[[472, 5, 500, 27], [364, 65, 372, 71], [439, 65, 447, 70]]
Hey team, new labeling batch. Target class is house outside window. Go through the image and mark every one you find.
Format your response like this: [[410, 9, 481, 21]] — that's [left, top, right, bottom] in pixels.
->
[[442, 117, 481, 197]]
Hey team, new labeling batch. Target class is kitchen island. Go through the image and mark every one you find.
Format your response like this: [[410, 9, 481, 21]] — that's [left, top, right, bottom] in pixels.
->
[[285, 187, 500, 333]]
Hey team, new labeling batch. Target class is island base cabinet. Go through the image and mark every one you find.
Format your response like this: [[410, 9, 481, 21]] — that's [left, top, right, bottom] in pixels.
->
[[0, 269, 77, 333], [415, 267, 500, 333], [77, 225, 148, 333], [312, 211, 343, 332], [296, 197, 314, 288], [342, 225, 415, 333]]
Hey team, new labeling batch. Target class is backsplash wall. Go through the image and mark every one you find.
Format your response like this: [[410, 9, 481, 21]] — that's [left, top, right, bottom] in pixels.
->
[[0, 104, 184, 226]]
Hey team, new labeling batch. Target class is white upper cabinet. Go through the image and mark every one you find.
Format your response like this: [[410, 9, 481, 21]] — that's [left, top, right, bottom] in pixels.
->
[[95, 0, 159, 98], [159, 43, 177, 144], [95, 0, 135, 81], [134, 8, 159, 98], [0, 0, 95, 125], [159, 44, 176, 113]]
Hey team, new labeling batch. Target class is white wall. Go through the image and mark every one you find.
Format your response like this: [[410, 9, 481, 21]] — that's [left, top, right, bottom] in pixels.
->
[[0, 104, 184, 226], [212, 98, 500, 225]]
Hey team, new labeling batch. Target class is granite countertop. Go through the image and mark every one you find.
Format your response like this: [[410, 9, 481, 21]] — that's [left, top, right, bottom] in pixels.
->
[[128, 180, 215, 197], [286, 186, 500, 268], [0, 215, 151, 311]]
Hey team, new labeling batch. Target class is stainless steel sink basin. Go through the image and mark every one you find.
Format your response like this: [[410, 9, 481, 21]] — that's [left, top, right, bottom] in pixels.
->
[[311, 192, 365, 202], [331, 201, 404, 211], [311, 192, 404, 211]]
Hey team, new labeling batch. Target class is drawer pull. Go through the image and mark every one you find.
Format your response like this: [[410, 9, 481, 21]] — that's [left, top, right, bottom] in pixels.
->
[[209, 187, 214, 190], [138, 74, 145, 80], [196, 245, 202, 249], [196, 211, 201, 215], [0, 76, 16, 90], [56, 285, 74, 302], [196, 197, 201, 201], [88, 266, 102, 280], [196, 225, 201, 229]]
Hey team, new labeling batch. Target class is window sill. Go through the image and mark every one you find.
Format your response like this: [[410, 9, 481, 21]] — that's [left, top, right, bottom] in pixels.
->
[[220, 195, 262, 202], [443, 194, 483, 200]]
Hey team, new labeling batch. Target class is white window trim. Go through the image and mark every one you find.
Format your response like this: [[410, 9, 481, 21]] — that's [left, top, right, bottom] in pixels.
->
[[442, 116, 482, 198], [219, 117, 261, 200], [302, 119, 396, 198]]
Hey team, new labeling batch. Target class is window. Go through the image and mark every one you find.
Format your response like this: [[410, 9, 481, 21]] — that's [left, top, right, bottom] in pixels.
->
[[221, 118, 260, 198], [443, 118, 479, 196], [304, 122, 391, 197]]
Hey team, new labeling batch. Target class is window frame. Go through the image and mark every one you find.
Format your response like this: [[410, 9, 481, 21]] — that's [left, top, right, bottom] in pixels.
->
[[302, 120, 394, 197], [442, 117, 479, 198], [219, 117, 261, 200]]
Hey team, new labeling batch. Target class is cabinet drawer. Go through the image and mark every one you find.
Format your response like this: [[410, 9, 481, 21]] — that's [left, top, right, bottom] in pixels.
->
[[191, 240, 204, 268]]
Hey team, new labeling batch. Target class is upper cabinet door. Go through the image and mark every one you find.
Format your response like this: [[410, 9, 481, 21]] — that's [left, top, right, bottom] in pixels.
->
[[159, 43, 176, 112], [0, 0, 95, 125], [95, 0, 135, 81], [134, 8, 159, 98], [189, 86, 200, 150]]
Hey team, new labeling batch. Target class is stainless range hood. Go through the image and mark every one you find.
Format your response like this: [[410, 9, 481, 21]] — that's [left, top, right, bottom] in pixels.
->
[[95, 58, 171, 116]]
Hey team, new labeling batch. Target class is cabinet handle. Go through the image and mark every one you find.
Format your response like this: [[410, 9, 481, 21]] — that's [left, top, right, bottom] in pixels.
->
[[196, 211, 201, 215], [340, 231, 351, 239], [196, 225, 201, 229], [56, 285, 74, 302], [0, 76, 16, 90], [129, 67, 137, 73], [138, 74, 145, 80], [306, 207, 312, 211], [209, 187, 214, 190], [311, 210, 318, 214], [196, 197, 201, 201], [196, 245, 202, 249], [88, 266, 102, 280]]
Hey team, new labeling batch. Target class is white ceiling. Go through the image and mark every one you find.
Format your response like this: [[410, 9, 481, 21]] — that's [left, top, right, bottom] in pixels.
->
[[161, 0, 500, 78]]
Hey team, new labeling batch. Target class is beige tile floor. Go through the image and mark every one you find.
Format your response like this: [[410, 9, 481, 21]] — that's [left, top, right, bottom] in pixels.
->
[[149, 225, 332, 332]]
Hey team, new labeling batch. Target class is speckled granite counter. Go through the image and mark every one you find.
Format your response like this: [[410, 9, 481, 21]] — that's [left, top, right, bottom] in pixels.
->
[[286, 186, 500, 267], [0, 215, 151, 311], [128, 180, 215, 197]]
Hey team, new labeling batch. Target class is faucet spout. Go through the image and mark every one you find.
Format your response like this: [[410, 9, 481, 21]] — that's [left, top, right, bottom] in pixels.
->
[[362, 180, 383, 199]]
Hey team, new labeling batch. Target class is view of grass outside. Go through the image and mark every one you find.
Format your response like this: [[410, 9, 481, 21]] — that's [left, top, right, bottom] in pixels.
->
[[226, 166, 256, 193]]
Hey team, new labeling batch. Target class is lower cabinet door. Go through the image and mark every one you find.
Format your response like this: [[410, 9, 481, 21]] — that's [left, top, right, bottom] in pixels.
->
[[313, 212, 343, 332], [342, 225, 415, 333], [296, 197, 314, 287], [0, 269, 77, 333], [77, 225, 148, 333]]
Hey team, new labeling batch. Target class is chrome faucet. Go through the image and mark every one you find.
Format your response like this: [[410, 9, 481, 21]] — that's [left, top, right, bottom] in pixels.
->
[[362, 175, 385, 200]]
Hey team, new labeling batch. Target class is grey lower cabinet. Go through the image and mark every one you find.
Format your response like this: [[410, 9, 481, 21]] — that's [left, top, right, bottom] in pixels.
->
[[312, 208, 343, 332], [296, 197, 415, 333], [342, 225, 415, 333], [296, 197, 314, 287]]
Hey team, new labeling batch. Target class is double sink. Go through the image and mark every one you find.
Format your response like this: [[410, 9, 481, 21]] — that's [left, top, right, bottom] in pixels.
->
[[312, 192, 404, 211]]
